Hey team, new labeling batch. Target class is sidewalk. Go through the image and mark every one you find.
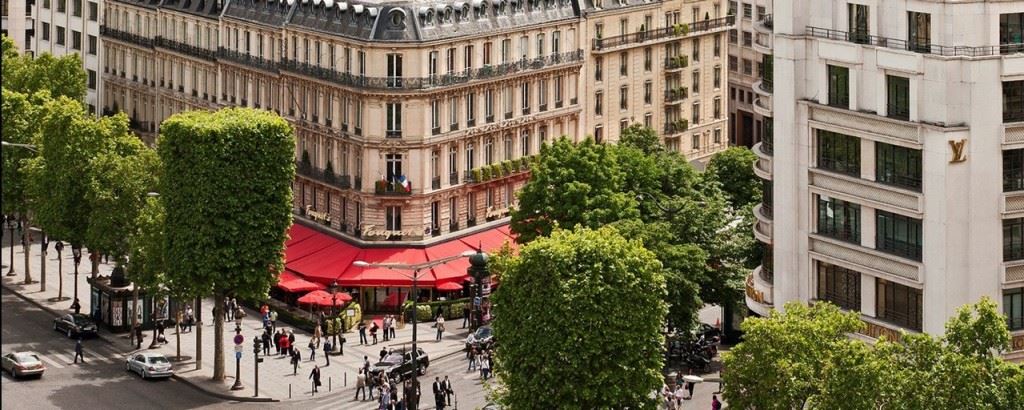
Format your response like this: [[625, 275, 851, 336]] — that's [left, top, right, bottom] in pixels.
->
[[1, 237, 471, 403]]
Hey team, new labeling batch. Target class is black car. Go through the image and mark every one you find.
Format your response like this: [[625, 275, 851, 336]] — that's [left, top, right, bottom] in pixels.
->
[[465, 325, 495, 351], [53, 314, 97, 338], [369, 348, 429, 381]]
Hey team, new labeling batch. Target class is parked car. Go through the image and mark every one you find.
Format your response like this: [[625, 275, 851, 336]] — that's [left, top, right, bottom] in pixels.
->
[[1, 352, 46, 379], [53, 313, 97, 339], [465, 325, 495, 351], [125, 352, 174, 379], [369, 348, 429, 381]]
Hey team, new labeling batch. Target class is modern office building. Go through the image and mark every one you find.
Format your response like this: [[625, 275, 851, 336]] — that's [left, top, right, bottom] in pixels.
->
[[725, 0, 769, 148], [2, 0, 36, 55], [31, 0, 105, 114], [101, 0, 733, 246], [749, 0, 1024, 360]]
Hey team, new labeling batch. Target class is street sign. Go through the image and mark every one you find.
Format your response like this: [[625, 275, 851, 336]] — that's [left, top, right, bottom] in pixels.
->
[[234, 345, 244, 353], [473, 297, 481, 307], [234, 334, 244, 345], [235, 351, 242, 360], [256, 358, 264, 363]]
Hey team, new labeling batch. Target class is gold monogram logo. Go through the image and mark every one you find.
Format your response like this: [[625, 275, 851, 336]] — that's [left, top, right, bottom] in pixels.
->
[[949, 139, 967, 163]]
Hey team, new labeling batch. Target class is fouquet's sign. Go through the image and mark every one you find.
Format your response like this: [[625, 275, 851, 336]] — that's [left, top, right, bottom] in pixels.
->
[[362, 225, 418, 240], [1013, 334, 1024, 352], [305, 205, 331, 224], [485, 206, 510, 220], [744, 275, 766, 304]]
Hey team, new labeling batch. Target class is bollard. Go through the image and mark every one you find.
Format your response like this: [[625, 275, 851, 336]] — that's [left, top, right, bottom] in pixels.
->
[[289, 384, 292, 399], [344, 372, 347, 387], [329, 377, 332, 392], [311, 380, 315, 396]]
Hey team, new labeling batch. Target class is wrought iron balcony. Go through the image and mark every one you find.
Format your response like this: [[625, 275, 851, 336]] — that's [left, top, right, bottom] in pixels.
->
[[278, 50, 584, 91], [374, 179, 413, 196], [663, 119, 689, 135], [664, 55, 689, 70], [432, 176, 441, 190], [592, 15, 735, 50], [807, 26, 1024, 57], [155, 37, 215, 61], [664, 88, 688, 103], [100, 26, 153, 49], [295, 164, 352, 191], [216, 47, 279, 73]]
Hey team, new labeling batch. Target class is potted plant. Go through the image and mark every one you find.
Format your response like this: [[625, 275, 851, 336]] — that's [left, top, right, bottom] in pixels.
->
[[375, 179, 389, 193], [324, 160, 336, 183], [300, 150, 312, 174], [481, 166, 492, 181], [472, 168, 483, 182]]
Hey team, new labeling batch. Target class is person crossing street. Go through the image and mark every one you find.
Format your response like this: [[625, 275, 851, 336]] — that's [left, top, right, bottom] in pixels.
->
[[309, 365, 322, 393], [73, 338, 85, 364]]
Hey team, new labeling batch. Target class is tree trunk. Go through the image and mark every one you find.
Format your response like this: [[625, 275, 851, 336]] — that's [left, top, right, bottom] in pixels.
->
[[131, 287, 139, 346], [196, 296, 202, 370], [90, 250, 99, 278], [39, 236, 46, 292], [21, 218, 32, 284], [212, 293, 225, 381]]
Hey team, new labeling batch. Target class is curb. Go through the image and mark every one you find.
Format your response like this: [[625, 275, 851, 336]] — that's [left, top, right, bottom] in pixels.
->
[[170, 374, 280, 403], [1, 282, 116, 347]]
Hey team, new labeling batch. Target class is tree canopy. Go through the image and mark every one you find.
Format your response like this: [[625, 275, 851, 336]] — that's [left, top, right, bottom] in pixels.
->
[[491, 226, 667, 409], [705, 147, 761, 210], [158, 107, 295, 380], [722, 298, 1024, 410]]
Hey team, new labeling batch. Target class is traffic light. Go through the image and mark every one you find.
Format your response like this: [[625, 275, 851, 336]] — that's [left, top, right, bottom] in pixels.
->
[[253, 338, 261, 355]]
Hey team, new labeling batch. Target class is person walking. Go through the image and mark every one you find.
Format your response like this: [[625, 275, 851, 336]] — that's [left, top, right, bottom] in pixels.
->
[[711, 395, 722, 410], [288, 330, 297, 355], [435, 315, 445, 341], [674, 384, 687, 408], [291, 348, 301, 375], [358, 321, 368, 345], [389, 316, 397, 340], [380, 347, 389, 362], [224, 298, 233, 322], [184, 306, 194, 333], [71, 298, 81, 315], [370, 321, 379, 345], [262, 331, 271, 356], [134, 325, 144, 350], [156, 320, 167, 344], [382, 316, 391, 342], [309, 339, 317, 362], [479, 354, 490, 380], [390, 383, 399, 410], [280, 332, 291, 357], [467, 346, 477, 371], [686, 380, 695, 399], [323, 340, 332, 366], [309, 365, 322, 393], [355, 369, 368, 400], [273, 330, 281, 354], [442, 375, 453, 406], [432, 377, 443, 410], [73, 338, 85, 364], [269, 309, 278, 333]]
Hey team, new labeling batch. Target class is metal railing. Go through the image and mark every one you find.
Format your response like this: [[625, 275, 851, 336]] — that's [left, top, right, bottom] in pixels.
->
[[432, 176, 441, 190], [155, 37, 216, 61], [217, 48, 279, 72], [877, 238, 923, 261], [296, 164, 352, 190], [593, 15, 735, 50], [374, 180, 413, 196], [664, 88, 688, 103], [807, 26, 1024, 57], [100, 26, 153, 48], [761, 14, 773, 30], [886, 103, 910, 121], [664, 56, 689, 70], [663, 120, 689, 135], [279, 50, 584, 91]]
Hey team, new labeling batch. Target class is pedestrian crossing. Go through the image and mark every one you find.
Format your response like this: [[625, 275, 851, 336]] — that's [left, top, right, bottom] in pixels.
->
[[31, 341, 131, 369]]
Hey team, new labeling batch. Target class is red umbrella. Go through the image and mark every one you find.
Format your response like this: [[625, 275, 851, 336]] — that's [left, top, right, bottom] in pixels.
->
[[297, 290, 352, 307], [436, 282, 463, 291]]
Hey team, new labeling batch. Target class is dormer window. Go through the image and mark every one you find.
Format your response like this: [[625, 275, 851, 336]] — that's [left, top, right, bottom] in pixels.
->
[[444, 7, 452, 23], [389, 9, 404, 27], [477, 3, 487, 19]]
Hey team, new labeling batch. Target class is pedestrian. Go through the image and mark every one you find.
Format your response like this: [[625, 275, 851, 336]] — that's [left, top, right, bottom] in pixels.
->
[[156, 320, 167, 343], [686, 380, 695, 399], [184, 306, 194, 333], [73, 338, 85, 364], [280, 332, 291, 356], [389, 317, 396, 340], [467, 346, 477, 371], [288, 330, 297, 355], [674, 384, 687, 408], [363, 355, 371, 374], [71, 298, 81, 315], [435, 315, 445, 341], [323, 340, 331, 366], [355, 368, 368, 400], [380, 346, 388, 362], [432, 377, 443, 410], [309, 339, 317, 361], [442, 375, 453, 406], [711, 395, 722, 410], [309, 365, 322, 393], [291, 348, 301, 375], [134, 325, 144, 350], [371, 321, 379, 345], [338, 332, 345, 355], [462, 305, 471, 328], [359, 321, 368, 344], [390, 383, 399, 410], [262, 331, 271, 356], [273, 330, 281, 354], [479, 354, 490, 380], [383, 315, 391, 342], [224, 298, 233, 321], [380, 385, 391, 410]]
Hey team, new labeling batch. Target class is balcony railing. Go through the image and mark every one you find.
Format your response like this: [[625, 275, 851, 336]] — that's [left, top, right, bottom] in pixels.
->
[[663, 119, 689, 135], [155, 37, 216, 61], [374, 179, 413, 196], [593, 15, 735, 50], [216, 47, 279, 72], [449, 172, 460, 186], [807, 26, 1024, 57], [296, 164, 352, 190], [432, 176, 441, 190], [761, 14, 773, 30], [664, 88, 688, 103], [664, 55, 689, 70], [886, 103, 910, 121], [279, 50, 583, 91], [100, 26, 153, 49], [464, 157, 533, 185]]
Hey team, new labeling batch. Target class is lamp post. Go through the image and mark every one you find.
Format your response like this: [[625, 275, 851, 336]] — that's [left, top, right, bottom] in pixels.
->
[[71, 245, 82, 312], [328, 280, 340, 354], [54, 241, 67, 301], [467, 249, 490, 331], [354, 250, 476, 410], [230, 321, 244, 391], [5, 216, 17, 276]]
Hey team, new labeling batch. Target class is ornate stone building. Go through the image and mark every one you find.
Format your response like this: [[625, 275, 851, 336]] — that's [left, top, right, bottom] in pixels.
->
[[101, 0, 732, 244]]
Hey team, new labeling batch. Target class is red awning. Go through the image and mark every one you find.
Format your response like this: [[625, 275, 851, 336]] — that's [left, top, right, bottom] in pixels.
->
[[276, 274, 327, 293], [283, 222, 517, 288], [436, 282, 464, 291], [296, 290, 352, 307]]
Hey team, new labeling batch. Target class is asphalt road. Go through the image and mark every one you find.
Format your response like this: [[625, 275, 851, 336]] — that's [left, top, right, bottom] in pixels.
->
[[0, 287, 225, 410]]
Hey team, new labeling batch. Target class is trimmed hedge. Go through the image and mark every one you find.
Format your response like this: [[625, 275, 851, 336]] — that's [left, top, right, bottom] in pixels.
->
[[402, 297, 472, 321]]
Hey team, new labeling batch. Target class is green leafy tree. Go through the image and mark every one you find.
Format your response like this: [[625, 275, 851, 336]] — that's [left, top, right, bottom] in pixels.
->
[[705, 147, 761, 210], [1, 35, 86, 102], [618, 123, 664, 155], [1, 89, 42, 218], [510, 137, 639, 243], [491, 226, 667, 408], [158, 108, 294, 381]]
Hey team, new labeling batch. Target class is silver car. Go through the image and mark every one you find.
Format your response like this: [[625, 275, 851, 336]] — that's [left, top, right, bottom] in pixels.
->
[[1, 352, 46, 379], [125, 352, 174, 379]]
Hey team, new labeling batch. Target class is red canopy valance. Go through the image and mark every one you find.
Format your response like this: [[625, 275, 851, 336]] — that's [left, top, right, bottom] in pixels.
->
[[296, 290, 353, 307], [275, 271, 327, 293]]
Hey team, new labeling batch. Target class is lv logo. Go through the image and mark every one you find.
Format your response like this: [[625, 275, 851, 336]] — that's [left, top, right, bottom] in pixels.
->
[[949, 139, 967, 163]]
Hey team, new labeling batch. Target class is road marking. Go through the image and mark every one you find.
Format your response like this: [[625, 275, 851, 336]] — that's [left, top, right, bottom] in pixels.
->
[[36, 355, 65, 369], [52, 352, 74, 365]]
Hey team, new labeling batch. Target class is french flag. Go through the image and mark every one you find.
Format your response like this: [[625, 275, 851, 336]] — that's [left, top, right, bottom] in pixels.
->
[[398, 175, 411, 191]]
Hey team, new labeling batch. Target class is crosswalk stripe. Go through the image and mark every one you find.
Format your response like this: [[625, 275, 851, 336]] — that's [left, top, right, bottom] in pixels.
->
[[37, 355, 65, 369], [52, 352, 74, 364]]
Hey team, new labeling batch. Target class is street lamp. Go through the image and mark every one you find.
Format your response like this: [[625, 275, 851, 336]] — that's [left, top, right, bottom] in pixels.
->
[[71, 245, 82, 313], [328, 280, 340, 354], [230, 319, 244, 391], [353, 250, 475, 409], [5, 216, 17, 276], [467, 249, 490, 331]]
